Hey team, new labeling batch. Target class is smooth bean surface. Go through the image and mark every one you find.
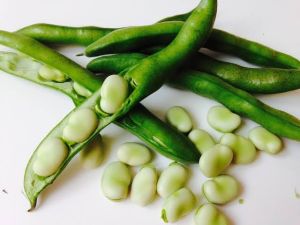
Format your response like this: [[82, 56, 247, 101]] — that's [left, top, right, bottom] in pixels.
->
[[101, 161, 132, 200], [157, 162, 188, 198], [199, 144, 233, 177], [100, 75, 129, 114], [166, 106, 193, 133], [188, 129, 216, 154], [249, 126, 282, 154], [62, 108, 98, 144], [33, 138, 69, 177], [220, 133, 256, 164], [117, 142, 152, 166], [207, 106, 241, 133], [202, 175, 239, 204], [161, 187, 196, 223], [194, 204, 229, 225], [130, 166, 158, 206]]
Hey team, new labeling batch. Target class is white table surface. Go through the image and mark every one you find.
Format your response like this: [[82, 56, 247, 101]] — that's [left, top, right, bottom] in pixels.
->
[[0, 0, 300, 224]]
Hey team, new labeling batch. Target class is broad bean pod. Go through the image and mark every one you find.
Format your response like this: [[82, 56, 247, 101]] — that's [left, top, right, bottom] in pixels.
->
[[0, 30, 100, 91], [10, 0, 217, 210], [0, 51, 199, 164], [161, 12, 300, 69], [88, 52, 300, 94], [17, 23, 113, 46], [190, 53, 300, 93], [18, 21, 300, 70], [0, 52, 200, 208], [88, 54, 300, 141]]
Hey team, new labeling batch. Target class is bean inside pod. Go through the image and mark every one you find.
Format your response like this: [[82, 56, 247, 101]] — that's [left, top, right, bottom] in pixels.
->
[[100, 75, 129, 114], [33, 138, 69, 177], [62, 108, 99, 144]]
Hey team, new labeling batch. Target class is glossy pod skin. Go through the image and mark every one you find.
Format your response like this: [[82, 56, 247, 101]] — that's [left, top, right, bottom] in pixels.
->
[[190, 53, 300, 94], [88, 53, 146, 74], [205, 29, 300, 69], [17, 23, 113, 46], [88, 55, 300, 141], [18, 0, 217, 210], [85, 20, 299, 69], [161, 12, 300, 69], [85, 22, 182, 56], [88, 52, 300, 94]]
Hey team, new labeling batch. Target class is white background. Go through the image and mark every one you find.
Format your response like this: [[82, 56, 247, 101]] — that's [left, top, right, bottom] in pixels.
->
[[0, 0, 300, 224]]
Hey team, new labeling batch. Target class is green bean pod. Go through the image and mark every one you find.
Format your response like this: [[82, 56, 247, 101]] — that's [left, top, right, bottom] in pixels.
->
[[175, 70, 300, 141], [88, 53, 145, 74], [18, 0, 217, 210], [17, 23, 113, 46], [161, 12, 300, 69], [205, 29, 300, 69], [88, 52, 300, 94], [0, 51, 85, 105], [0, 51, 200, 208], [113, 0, 217, 116], [190, 53, 300, 93], [83, 21, 299, 69], [88, 54, 300, 141], [85, 22, 182, 56], [18, 17, 300, 69], [0, 30, 101, 92]]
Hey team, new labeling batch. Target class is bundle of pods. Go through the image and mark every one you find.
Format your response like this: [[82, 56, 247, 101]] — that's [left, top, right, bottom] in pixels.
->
[[1, 0, 300, 224]]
